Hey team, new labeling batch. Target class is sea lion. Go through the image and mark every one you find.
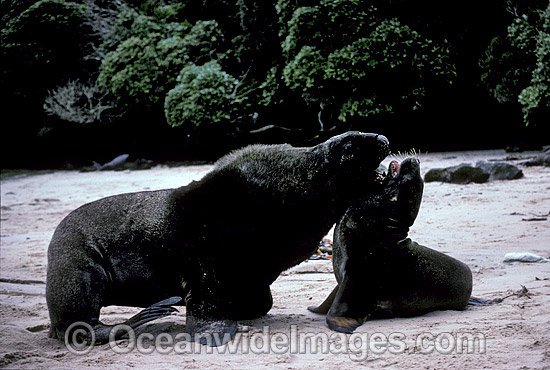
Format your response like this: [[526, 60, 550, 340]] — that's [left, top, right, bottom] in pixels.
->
[[308, 157, 473, 333], [46, 131, 390, 345]]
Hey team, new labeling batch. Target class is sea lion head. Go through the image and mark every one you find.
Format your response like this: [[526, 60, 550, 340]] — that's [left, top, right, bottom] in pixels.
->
[[317, 131, 390, 179], [325, 131, 389, 165], [382, 156, 424, 228]]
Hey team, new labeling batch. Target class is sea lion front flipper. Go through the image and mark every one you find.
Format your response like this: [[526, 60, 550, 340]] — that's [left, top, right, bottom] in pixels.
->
[[183, 272, 239, 346], [185, 315, 237, 346], [308, 285, 339, 314], [326, 276, 371, 333], [91, 296, 183, 344], [123, 296, 183, 328]]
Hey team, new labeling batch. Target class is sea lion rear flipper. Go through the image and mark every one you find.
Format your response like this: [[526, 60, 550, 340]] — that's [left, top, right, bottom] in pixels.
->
[[308, 285, 338, 314], [185, 315, 237, 346], [326, 277, 370, 333]]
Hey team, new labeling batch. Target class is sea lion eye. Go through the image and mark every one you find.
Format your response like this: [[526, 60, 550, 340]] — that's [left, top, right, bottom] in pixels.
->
[[340, 141, 356, 162]]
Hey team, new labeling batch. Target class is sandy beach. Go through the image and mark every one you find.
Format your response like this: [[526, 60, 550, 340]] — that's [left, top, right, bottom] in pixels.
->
[[1, 149, 549, 369]]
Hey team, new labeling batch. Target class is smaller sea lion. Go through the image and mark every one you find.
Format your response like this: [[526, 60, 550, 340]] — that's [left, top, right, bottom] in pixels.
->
[[309, 157, 473, 333]]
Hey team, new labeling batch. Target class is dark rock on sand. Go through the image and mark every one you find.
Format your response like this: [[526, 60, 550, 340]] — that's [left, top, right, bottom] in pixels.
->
[[424, 163, 489, 184], [522, 149, 550, 167], [476, 161, 523, 181], [425, 161, 523, 184]]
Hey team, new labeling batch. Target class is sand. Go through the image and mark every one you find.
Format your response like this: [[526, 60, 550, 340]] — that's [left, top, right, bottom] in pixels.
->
[[1, 149, 549, 369]]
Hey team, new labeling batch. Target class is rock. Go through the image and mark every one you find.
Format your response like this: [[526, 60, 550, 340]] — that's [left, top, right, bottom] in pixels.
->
[[522, 148, 550, 167], [424, 163, 489, 184], [425, 161, 524, 184], [122, 158, 155, 171], [476, 161, 523, 181], [505, 143, 543, 153], [423, 168, 450, 183]]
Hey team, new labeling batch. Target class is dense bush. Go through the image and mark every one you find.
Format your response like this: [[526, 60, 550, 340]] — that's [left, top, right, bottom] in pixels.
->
[[1, 0, 548, 167], [281, 8, 455, 122], [480, 1, 549, 126], [1, 0, 96, 122], [97, 33, 188, 108], [165, 61, 238, 130], [517, 4, 550, 125]]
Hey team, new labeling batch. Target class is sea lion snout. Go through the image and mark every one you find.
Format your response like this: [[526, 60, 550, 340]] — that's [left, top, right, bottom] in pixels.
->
[[324, 131, 389, 168], [387, 157, 420, 179], [398, 157, 420, 176], [383, 157, 423, 227], [368, 133, 390, 163]]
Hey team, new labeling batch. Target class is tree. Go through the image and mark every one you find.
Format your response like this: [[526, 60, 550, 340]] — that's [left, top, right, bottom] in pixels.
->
[[97, 17, 228, 109], [43, 80, 118, 124], [97, 33, 189, 109], [517, 3, 550, 125], [3, 0, 544, 168], [164, 61, 238, 130], [1, 0, 97, 121], [480, 1, 549, 126], [278, 0, 455, 127]]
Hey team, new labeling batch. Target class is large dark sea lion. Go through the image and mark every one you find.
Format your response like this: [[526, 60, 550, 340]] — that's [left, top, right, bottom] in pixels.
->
[[309, 157, 473, 333], [46, 132, 389, 345]]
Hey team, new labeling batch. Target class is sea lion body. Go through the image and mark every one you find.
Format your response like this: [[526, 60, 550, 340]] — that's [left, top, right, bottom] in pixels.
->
[[46, 132, 390, 343], [309, 158, 472, 332]]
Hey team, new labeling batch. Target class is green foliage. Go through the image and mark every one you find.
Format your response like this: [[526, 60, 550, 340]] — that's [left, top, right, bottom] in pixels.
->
[[183, 20, 226, 64], [164, 61, 238, 129], [480, 2, 549, 125], [479, 36, 534, 104], [282, 46, 325, 103], [256, 66, 283, 107], [97, 33, 189, 107], [5, 0, 546, 167], [1, 0, 93, 92], [518, 4, 550, 125], [1, 0, 97, 137], [151, 3, 187, 22], [97, 17, 227, 109], [99, 4, 190, 52], [280, 1, 455, 122], [282, 0, 370, 57]]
